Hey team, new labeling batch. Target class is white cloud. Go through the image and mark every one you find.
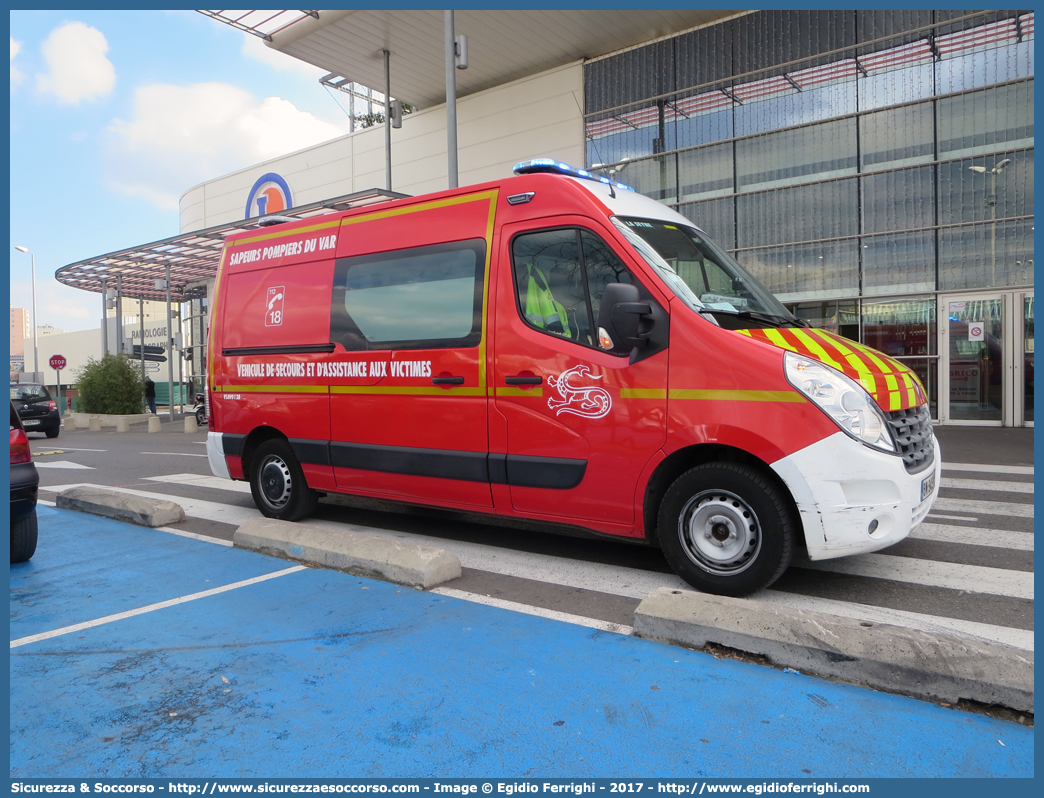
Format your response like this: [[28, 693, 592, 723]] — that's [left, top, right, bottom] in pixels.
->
[[104, 82, 350, 210], [241, 33, 327, 79], [36, 22, 116, 104], [11, 37, 24, 84]]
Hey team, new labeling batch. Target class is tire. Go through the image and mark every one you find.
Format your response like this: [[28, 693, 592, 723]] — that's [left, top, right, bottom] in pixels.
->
[[45, 427, 60, 439], [248, 439, 318, 521], [195, 407, 206, 426], [11, 511, 39, 563], [657, 462, 794, 597]]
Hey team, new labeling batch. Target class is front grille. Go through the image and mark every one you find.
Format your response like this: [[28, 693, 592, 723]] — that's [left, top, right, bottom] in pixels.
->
[[886, 404, 934, 474]]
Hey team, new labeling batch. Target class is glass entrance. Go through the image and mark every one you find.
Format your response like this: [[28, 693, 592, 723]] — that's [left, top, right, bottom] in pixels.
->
[[1020, 294, 1033, 425], [942, 295, 1005, 423]]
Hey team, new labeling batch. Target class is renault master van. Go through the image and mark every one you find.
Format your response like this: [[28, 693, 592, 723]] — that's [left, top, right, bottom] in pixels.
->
[[207, 159, 940, 596]]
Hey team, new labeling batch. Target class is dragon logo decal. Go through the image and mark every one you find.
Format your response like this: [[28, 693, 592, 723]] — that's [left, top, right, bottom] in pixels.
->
[[547, 365, 612, 419]]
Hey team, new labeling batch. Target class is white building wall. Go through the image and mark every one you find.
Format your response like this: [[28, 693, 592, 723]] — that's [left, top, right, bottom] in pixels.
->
[[179, 62, 585, 231]]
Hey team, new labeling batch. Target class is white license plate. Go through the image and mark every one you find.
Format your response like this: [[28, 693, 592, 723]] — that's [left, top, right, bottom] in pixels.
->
[[22, 419, 40, 426], [920, 472, 936, 502]]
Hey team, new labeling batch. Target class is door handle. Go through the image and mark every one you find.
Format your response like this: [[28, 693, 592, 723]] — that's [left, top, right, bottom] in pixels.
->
[[505, 375, 542, 385], [432, 376, 465, 385]]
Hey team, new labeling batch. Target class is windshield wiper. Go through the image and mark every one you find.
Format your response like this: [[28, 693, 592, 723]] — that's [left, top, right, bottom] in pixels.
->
[[698, 308, 809, 328]]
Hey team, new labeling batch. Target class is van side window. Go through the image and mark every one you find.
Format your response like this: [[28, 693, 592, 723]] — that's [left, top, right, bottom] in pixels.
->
[[331, 239, 485, 350], [511, 228, 635, 350]]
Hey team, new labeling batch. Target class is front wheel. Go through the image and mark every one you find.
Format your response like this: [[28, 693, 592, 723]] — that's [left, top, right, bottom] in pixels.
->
[[11, 511, 38, 563], [657, 462, 794, 597], [249, 439, 318, 521]]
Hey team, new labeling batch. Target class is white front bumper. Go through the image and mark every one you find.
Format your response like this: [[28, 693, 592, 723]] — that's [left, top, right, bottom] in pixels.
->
[[207, 432, 231, 480], [771, 430, 941, 561]]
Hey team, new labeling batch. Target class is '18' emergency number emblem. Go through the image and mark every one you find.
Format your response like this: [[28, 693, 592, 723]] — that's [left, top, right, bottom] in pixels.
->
[[265, 286, 285, 327]]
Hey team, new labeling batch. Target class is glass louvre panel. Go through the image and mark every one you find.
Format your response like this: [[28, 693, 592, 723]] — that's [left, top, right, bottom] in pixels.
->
[[859, 102, 934, 171], [936, 82, 1034, 158], [734, 82, 857, 138], [677, 198, 736, 251], [862, 231, 936, 295], [674, 107, 734, 151], [861, 297, 936, 357], [788, 300, 859, 340], [857, 62, 936, 113], [938, 220, 1035, 291], [624, 154, 677, 202], [737, 179, 858, 248], [938, 150, 1034, 226], [677, 143, 733, 202], [736, 118, 857, 191], [862, 166, 936, 234], [737, 239, 859, 301]]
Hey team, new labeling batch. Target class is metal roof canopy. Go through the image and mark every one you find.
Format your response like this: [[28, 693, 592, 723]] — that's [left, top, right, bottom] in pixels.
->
[[55, 188, 407, 301], [264, 9, 742, 107]]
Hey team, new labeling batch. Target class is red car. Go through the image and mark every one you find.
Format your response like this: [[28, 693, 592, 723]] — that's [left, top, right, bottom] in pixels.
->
[[10, 401, 39, 563]]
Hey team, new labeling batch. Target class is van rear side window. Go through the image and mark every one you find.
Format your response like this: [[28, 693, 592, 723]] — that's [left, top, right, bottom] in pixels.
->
[[330, 239, 486, 350]]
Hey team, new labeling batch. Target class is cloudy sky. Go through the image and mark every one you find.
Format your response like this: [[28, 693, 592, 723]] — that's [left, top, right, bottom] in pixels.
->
[[10, 10, 356, 332]]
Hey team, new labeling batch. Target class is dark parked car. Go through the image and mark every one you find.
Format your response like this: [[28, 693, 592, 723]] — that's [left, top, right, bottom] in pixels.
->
[[10, 382, 60, 438], [10, 401, 39, 563]]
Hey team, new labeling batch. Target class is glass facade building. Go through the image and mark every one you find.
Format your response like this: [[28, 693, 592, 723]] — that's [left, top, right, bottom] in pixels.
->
[[584, 10, 1034, 425]]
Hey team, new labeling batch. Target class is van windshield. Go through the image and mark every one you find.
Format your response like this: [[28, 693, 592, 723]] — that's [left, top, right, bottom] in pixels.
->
[[612, 217, 801, 328]]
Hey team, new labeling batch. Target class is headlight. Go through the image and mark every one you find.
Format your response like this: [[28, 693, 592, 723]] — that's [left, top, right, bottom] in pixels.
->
[[784, 351, 896, 453]]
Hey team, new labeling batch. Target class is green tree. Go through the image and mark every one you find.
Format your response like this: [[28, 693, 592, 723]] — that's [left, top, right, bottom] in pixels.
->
[[76, 354, 146, 415]]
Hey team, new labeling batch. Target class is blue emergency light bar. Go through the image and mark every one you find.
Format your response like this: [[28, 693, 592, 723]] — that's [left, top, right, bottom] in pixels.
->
[[512, 158, 634, 192]]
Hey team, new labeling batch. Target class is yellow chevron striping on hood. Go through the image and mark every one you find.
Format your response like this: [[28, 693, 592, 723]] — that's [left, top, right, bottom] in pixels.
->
[[736, 327, 927, 412]]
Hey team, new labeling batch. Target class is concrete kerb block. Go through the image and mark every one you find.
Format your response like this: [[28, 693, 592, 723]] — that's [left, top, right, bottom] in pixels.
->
[[234, 517, 462, 590], [56, 487, 185, 528], [184, 417, 197, 433], [88, 416, 102, 431], [633, 587, 1034, 713], [147, 416, 162, 433], [116, 417, 130, 433]]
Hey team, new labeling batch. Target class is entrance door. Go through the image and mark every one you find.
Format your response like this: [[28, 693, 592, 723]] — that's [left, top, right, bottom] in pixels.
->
[[1015, 292, 1034, 427], [940, 294, 1008, 424]]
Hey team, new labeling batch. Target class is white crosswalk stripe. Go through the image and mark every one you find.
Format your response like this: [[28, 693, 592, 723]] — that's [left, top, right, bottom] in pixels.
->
[[48, 470, 1035, 652], [942, 462, 1033, 475], [942, 477, 1033, 494], [912, 522, 1033, 551], [932, 497, 1034, 518]]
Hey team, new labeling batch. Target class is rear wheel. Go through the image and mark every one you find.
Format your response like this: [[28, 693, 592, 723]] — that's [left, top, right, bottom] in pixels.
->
[[11, 511, 38, 563], [249, 439, 318, 521], [195, 406, 206, 426], [658, 462, 794, 597], [45, 427, 59, 438]]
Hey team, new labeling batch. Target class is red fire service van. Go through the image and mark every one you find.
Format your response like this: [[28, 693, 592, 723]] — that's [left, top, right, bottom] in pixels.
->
[[207, 159, 940, 596]]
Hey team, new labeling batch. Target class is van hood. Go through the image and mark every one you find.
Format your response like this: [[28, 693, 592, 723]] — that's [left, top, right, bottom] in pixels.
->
[[736, 327, 927, 413]]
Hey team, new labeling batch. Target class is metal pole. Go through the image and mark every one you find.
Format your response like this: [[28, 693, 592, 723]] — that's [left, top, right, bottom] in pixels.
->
[[139, 296, 146, 387], [101, 279, 108, 357], [990, 171, 997, 287], [384, 49, 392, 191], [115, 276, 123, 353], [30, 251, 38, 377], [166, 264, 174, 422], [445, 10, 458, 188]]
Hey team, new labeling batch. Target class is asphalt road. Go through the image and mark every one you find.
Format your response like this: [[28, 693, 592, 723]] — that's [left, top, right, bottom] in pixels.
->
[[30, 416, 1034, 654]]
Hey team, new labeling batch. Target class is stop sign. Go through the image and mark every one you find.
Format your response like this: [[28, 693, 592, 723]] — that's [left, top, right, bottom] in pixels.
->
[[49, 354, 66, 371]]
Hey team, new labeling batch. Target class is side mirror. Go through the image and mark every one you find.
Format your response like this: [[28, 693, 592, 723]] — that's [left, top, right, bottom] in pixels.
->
[[597, 283, 651, 354]]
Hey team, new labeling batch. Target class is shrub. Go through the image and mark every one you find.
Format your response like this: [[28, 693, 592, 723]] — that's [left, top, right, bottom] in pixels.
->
[[76, 354, 146, 415]]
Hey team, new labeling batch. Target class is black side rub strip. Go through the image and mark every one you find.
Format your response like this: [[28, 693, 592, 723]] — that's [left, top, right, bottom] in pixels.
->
[[222, 343, 336, 356], [328, 441, 586, 489]]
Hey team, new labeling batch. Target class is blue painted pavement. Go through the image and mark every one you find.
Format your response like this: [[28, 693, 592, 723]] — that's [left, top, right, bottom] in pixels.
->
[[10, 506, 1034, 778]]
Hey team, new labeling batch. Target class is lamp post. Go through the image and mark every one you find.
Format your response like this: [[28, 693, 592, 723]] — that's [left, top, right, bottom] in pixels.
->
[[968, 158, 1011, 287], [13, 246, 38, 378]]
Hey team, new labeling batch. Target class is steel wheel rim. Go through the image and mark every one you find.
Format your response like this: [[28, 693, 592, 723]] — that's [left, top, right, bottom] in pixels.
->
[[259, 454, 292, 509], [678, 489, 761, 575]]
